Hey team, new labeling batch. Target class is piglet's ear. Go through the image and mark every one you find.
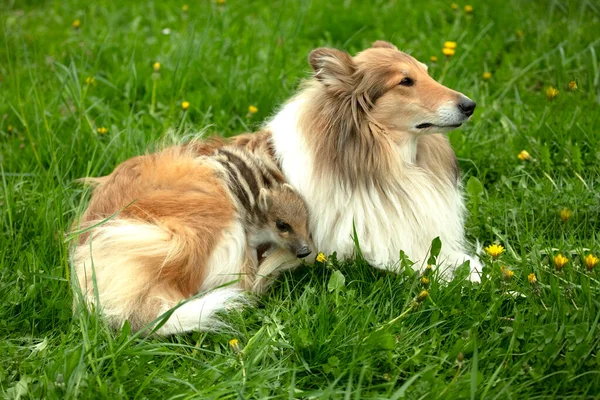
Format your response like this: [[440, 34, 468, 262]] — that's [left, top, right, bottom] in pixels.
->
[[308, 47, 356, 89], [258, 188, 272, 212], [372, 40, 398, 50]]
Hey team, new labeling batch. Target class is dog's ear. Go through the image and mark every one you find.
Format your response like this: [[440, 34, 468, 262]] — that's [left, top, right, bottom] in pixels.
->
[[372, 41, 398, 50], [309, 48, 356, 88]]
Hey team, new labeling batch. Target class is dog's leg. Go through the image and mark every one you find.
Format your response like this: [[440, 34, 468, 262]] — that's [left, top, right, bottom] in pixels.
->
[[439, 252, 483, 283], [252, 248, 301, 294], [152, 287, 248, 335]]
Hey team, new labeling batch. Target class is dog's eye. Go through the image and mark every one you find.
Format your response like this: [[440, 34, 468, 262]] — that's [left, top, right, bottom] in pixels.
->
[[276, 219, 291, 232], [399, 77, 414, 86]]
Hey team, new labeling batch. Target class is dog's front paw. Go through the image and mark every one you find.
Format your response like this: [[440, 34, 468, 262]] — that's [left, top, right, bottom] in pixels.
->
[[465, 255, 483, 283]]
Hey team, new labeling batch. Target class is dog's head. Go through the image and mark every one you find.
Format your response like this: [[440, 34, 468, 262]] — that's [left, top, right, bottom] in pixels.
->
[[308, 41, 475, 138]]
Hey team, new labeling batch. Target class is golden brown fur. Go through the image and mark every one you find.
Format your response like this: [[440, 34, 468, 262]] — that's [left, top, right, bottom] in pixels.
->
[[72, 143, 311, 334]]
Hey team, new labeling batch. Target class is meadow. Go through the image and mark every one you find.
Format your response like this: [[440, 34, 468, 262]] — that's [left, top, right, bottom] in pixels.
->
[[1, 0, 600, 398]]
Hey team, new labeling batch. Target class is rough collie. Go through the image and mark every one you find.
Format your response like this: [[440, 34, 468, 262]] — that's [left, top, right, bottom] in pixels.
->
[[72, 144, 312, 334], [237, 40, 482, 280]]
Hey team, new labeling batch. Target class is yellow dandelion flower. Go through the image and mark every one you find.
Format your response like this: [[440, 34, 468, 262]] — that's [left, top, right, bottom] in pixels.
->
[[465, 5, 473, 13], [72, 19, 81, 29], [97, 127, 108, 135], [483, 71, 492, 81], [554, 254, 568, 270], [7, 125, 13, 133], [518, 150, 530, 161], [528, 273, 537, 284], [421, 276, 430, 286], [425, 264, 433, 273], [584, 254, 598, 271], [502, 268, 514, 280], [228, 338, 240, 352], [181, 101, 190, 110], [515, 30, 523, 39], [485, 244, 505, 259], [559, 208, 572, 222], [444, 41, 457, 49], [85, 76, 96, 86], [430, 56, 438, 63], [217, 0, 226, 4], [568, 81, 577, 91], [416, 290, 429, 302], [451, 3, 458, 10], [442, 47, 455, 57], [546, 86, 559, 101], [153, 62, 161, 72], [182, 4, 189, 12], [248, 105, 258, 114], [316, 252, 326, 263]]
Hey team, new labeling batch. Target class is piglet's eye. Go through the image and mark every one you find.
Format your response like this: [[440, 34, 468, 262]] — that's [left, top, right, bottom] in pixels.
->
[[276, 220, 291, 232], [399, 77, 414, 86]]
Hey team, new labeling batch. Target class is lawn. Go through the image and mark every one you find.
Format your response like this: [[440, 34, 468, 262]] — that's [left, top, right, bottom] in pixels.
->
[[1, 0, 600, 398]]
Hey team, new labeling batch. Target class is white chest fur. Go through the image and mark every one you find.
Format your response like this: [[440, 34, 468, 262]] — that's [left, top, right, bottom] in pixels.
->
[[268, 98, 481, 279]]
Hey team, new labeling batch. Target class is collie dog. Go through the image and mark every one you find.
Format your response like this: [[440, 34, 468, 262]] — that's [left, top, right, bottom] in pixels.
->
[[256, 40, 482, 280], [72, 144, 312, 334]]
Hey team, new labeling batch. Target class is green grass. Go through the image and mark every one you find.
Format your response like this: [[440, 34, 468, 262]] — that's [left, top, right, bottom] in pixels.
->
[[1, 0, 600, 398]]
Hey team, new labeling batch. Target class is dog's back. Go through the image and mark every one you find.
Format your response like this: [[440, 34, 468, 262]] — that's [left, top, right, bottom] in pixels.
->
[[71, 146, 247, 334]]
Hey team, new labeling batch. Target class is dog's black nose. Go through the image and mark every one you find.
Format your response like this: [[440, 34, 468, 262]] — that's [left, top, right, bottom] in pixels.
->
[[458, 98, 476, 117], [296, 246, 311, 258]]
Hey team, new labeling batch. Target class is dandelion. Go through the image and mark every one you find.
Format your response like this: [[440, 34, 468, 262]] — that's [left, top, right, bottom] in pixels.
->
[[421, 276, 430, 286], [97, 127, 108, 135], [182, 4, 189, 12], [229, 338, 240, 352], [442, 47, 455, 57], [444, 41, 457, 49], [181, 101, 190, 111], [515, 30, 523, 39], [248, 105, 258, 114], [568, 81, 578, 91], [316, 252, 326, 263], [528, 273, 537, 284], [430, 56, 438, 63], [559, 208, 572, 222], [416, 290, 429, 302], [501, 266, 514, 280], [451, 3, 458, 10], [7, 125, 13, 133], [85, 76, 96, 86], [153, 62, 161, 72], [465, 5, 473, 13], [72, 19, 81, 29], [554, 254, 568, 270], [584, 254, 598, 271], [485, 244, 504, 259], [518, 150, 530, 161], [546, 86, 559, 101], [483, 71, 492, 81], [425, 264, 433, 274], [217, 0, 226, 4]]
